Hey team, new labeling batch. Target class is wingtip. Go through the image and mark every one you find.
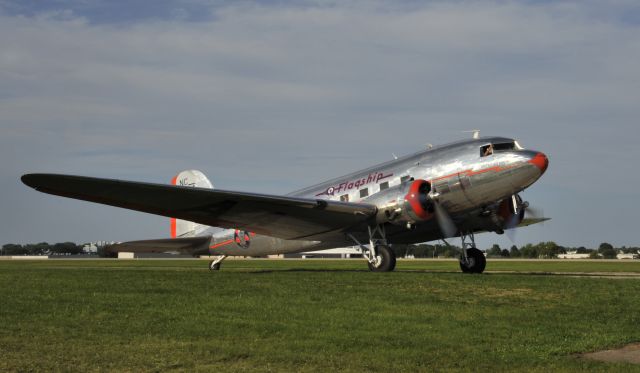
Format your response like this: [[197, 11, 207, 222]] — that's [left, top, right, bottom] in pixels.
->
[[21, 173, 55, 190], [21, 173, 39, 188]]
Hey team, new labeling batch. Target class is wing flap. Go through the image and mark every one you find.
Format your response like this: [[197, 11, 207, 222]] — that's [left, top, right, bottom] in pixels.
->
[[22, 173, 377, 240]]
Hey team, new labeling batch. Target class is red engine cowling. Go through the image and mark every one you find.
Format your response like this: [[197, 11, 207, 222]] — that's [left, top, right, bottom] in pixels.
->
[[403, 179, 434, 222], [371, 179, 435, 224]]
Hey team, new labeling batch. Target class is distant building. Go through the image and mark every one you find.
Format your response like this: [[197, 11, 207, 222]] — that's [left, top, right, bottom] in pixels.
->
[[287, 246, 362, 259], [617, 251, 639, 260], [82, 241, 117, 254], [557, 251, 590, 259]]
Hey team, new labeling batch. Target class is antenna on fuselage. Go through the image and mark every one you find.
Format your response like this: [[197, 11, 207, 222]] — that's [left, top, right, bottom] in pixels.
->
[[462, 130, 481, 139], [392, 153, 398, 160]]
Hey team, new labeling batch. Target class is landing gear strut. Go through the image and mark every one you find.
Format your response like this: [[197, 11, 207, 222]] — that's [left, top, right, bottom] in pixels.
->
[[348, 225, 396, 272], [208, 255, 227, 271], [457, 231, 486, 274]]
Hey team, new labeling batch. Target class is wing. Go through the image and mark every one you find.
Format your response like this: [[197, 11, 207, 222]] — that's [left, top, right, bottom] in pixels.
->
[[516, 218, 550, 228], [21, 174, 377, 240]]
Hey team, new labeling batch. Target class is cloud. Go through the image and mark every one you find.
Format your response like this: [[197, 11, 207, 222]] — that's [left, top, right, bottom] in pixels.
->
[[1, 1, 639, 247]]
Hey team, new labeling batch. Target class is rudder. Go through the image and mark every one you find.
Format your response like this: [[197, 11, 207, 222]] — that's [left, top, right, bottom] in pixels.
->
[[170, 170, 213, 238]]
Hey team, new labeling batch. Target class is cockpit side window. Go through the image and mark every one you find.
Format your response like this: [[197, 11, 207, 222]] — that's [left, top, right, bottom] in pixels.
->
[[493, 142, 516, 152], [480, 144, 493, 157], [480, 141, 516, 157]]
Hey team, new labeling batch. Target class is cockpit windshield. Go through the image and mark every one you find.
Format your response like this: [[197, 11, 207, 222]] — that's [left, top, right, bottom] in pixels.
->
[[480, 141, 518, 157]]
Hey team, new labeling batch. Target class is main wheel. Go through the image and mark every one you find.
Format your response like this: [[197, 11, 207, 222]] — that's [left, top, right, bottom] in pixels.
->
[[209, 261, 221, 271], [459, 247, 486, 274], [367, 245, 396, 272]]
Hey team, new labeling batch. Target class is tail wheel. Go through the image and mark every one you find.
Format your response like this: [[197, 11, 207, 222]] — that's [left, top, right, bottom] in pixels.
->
[[209, 261, 221, 271], [460, 247, 486, 274], [367, 245, 396, 272]]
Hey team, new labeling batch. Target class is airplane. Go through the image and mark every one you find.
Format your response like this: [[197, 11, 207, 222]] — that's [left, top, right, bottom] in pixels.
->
[[21, 135, 549, 273]]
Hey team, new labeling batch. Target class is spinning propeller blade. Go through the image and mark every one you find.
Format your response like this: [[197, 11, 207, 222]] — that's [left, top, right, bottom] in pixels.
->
[[506, 200, 544, 243], [433, 201, 457, 238]]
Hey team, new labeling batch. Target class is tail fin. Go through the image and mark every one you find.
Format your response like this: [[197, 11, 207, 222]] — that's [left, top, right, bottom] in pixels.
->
[[170, 170, 213, 238]]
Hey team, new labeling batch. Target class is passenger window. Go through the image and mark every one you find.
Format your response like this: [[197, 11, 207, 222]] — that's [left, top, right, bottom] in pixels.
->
[[340, 194, 349, 202], [400, 175, 411, 183], [379, 181, 389, 191], [359, 188, 369, 198]]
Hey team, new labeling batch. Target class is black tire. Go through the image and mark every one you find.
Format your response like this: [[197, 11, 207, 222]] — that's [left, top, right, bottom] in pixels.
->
[[459, 247, 486, 274], [367, 245, 396, 272], [209, 261, 221, 271]]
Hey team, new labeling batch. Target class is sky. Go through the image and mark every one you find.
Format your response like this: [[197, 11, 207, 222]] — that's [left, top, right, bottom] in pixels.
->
[[1, 0, 639, 249]]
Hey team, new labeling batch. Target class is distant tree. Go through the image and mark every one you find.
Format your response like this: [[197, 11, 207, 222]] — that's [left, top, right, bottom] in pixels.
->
[[393, 244, 408, 258], [487, 244, 502, 257], [622, 247, 640, 254], [52, 242, 82, 256], [519, 244, 538, 258], [23, 242, 50, 256], [500, 249, 510, 257], [442, 245, 461, 258], [510, 245, 520, 258], [598, 242, 617, 259], [2, 244, 27, 255], [433, 244, 448, 258], [412, 245, 428, 258], [576, 247, 589, 254], [536, 241, 565, 259], [589, 251, 601, 259]]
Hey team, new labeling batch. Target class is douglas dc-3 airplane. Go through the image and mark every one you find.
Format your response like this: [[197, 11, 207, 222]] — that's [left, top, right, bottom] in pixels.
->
[[22, 135, 548, 273]]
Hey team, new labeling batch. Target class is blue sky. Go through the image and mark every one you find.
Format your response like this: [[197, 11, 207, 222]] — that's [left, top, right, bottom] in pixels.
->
[[1, 0, 639, 249]]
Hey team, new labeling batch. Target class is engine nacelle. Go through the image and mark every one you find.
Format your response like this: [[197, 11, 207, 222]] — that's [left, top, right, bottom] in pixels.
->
[[367, 179, 435, 225]]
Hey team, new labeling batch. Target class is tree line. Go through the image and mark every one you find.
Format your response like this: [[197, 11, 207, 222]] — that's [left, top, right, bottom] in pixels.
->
[[2, 241, 639, 259], [1, 242, 87, 256], [399, 241, 639, 259]]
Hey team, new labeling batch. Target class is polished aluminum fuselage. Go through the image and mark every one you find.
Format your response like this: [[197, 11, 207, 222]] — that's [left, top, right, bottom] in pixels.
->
[[206, 137, 547, 256]]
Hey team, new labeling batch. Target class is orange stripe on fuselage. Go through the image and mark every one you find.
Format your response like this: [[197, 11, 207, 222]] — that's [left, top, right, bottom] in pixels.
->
[[170, 175, 178, 238], [209, 232, 256, 250], [209, 239, 234, 249], [431, 163, 518, 184]]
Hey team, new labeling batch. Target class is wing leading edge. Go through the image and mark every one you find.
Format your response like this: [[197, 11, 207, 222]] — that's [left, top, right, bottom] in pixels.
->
[[21, 174, 377, 240]]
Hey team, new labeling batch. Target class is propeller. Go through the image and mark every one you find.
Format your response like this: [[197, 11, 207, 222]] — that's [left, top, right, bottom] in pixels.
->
[[505, 196, 544, 243], [432, 199, 457, 238], [525, 206, 544, 220]]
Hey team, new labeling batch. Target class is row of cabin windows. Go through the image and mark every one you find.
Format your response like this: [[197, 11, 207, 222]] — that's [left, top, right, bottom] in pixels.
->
[[340, 188, 369, 202], [337, 175, 411, 202]]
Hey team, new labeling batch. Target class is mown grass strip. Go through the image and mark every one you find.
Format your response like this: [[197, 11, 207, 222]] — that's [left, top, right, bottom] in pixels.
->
[[0, 260, 639, 372]]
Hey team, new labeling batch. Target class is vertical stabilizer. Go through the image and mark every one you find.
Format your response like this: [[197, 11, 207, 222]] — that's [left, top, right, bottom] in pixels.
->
[[170, 170, 213, 238]]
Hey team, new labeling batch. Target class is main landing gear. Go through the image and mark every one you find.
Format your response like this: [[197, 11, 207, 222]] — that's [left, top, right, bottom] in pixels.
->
[[208, 255, 227, 271], [348, 225, 396, 272], [456, 231, 486, 274]]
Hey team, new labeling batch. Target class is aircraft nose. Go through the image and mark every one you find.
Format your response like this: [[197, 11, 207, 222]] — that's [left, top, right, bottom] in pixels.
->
[[528, 152, 549, 174]]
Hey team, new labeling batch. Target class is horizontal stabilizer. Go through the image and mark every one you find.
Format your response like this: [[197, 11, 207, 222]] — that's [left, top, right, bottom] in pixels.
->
[[106, 236, 211, 255]]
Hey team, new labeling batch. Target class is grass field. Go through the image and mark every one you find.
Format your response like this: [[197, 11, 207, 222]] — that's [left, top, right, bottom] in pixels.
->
[[1, 259, 639, 372]]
